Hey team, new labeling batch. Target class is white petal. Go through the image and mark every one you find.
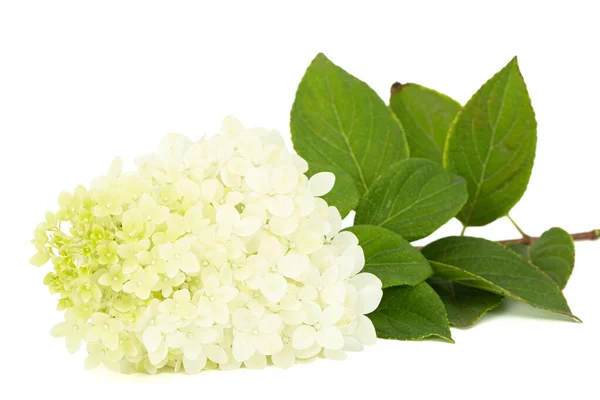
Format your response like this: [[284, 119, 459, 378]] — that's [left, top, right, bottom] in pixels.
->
[[256, 333, 283, 356], [354, 315, 377, 345], [271, 347, 295, 369], [278, 253, 310, 279], [204, 344, 228, 364], [292, 154, 309, 173], [232, 333, 256, 362], [320, 305, 345, 326], [183, 353, 207, 374], [316, 326, 344, 350], [258, 236, 285, 265], [221, 167, 241, 188], [197, 327, 220, 344], [220, 115, 244, 137], [245, 166, 271, 194], [279, 309, 306, 326], [182, 339, 204, 360], [292, 325, 316, 350], [155, 314, 178, 334], [350, 272, 383, 291], [332, 231, 359, 249], [108, 156, 122, 178], [159, 134, 192, 163], [259, 313, 283, 334], [343, 336, 364, 352], [338, 320, 358, 336], [227, 157, 252, 176], [295, 231, 324, 254], [234, 216, 261, 237], [343, 245, 366, 275], [320, 282, 346, 305], [142, 325, 163, 353], [260, 273, 288, 302], [232, 308, 257, 331], [166, 331, 185, 348], [50, 322, 70, 338], [179, 252, 200, 274], [327, 206, 342, 236], [308, 172, 335, 196], [199, 179, 221, 202], [148, 342, 169, 366], [320, 265, 340, 287], [356, 287, 383, 314], [215, 286, 238, 303], [65, 337, 81, 354], [212, 302, 230, 325], [244, 353, 267, 369], [302, 301, 322, 325], [271, 164, 298, 194], [216, 204, 240, 225], [268, 195, 295, 217], [323, 348, 347, 361], [294, 193, 316, 217], [295, 343, 322, 359], [269, 216, 299, 236]]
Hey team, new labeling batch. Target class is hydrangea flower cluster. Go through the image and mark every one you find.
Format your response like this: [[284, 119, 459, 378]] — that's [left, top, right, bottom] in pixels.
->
[[31, 117, 383, 374]]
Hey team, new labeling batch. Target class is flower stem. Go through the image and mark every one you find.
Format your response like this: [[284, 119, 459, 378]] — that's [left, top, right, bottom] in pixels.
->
[[497, 229, 600, 246]]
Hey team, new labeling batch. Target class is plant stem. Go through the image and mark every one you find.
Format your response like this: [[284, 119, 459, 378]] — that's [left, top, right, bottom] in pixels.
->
[[507, 214, 530, 239], [497, 229, 600, 246]]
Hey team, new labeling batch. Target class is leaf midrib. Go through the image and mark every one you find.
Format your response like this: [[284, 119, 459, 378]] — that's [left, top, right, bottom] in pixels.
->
[[323, 71, 369, 193]]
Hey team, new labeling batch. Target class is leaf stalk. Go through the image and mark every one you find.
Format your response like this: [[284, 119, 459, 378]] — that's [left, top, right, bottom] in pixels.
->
[[497, 230, 600, 246]]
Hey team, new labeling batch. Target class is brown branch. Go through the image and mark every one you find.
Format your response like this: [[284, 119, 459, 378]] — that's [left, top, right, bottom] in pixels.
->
[[496, 229, 600, 246]]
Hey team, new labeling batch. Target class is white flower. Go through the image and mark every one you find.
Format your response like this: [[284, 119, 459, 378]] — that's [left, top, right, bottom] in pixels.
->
[[35, 116, 383, 374], [292, 303, 345, 350], [179, 324, 227, 374], [86, 312, 124, 351], [136, 299, 182, 365], [195, 266, 238, 326], [51, 308, 91, 353], [158, 236, 200, 277], [232, 309, 284, 362]]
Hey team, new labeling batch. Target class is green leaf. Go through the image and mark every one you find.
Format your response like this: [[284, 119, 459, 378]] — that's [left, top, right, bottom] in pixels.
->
[[346, 225, 432, 288], [428, 276, 503, 327], [390, 83, 461, 164], [505, 228, 575, 289], [368, 283, 453, 342], [421, 236, 578, 321], [291, 53, 410, 202], [530, 228, 575, 289], [354, 158, 468, 241], [444, 57, 537, 227]]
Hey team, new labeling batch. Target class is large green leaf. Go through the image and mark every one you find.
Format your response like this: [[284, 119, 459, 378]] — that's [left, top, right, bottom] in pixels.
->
[[507, 228, 575, 290], [291, 53, 409, 205], [422, 237, 578, 321], [368, 283, 453, 342], [444, 57, 537, 227], [390, 83, 461, 164], [346, 225, 432, 288], [428, 276, 503, 327], [354, 158, 467, 241]]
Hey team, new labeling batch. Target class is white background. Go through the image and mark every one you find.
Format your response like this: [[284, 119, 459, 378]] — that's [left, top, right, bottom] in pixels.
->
[[1, 1, 598, 399]]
